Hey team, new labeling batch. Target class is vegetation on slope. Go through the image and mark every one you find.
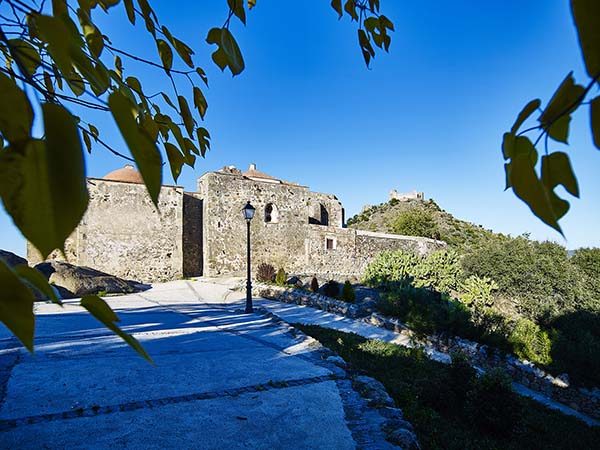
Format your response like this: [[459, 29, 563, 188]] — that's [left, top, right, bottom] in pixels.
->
[[351, 198, 600, 386], [296, 325, 600, 450]]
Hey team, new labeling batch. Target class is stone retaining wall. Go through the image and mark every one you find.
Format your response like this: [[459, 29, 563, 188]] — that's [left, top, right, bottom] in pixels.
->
[[259, 284, 600, 421]]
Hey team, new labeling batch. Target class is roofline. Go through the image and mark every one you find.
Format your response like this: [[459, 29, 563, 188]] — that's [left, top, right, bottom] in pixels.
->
[[87, 177, 184, 190]]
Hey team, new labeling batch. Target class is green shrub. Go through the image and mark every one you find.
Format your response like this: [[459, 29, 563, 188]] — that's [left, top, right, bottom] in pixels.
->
[[310, 276, 319, 293], [363, 249, 462, 294], [340, 280, 355, 303], [570, 248, 600, 306], [460, 275, 498, 310], [323, 280, 340, 298], [461, 236, 589, 321], [275, 268, 287, 286], [508, 318, 552, 366], [256, 262, 276, 282], [547, 310, 600, 386], [390, 206, 439, 239], [465, 368, 522, 436], [449, 351, 477, 404]]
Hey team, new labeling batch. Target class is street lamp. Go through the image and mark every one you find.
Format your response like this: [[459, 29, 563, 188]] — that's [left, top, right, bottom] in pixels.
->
[[242, 201, 256, 313]]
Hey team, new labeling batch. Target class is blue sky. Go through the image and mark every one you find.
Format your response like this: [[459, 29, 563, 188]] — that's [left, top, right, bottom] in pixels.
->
[[1, 0, 599, 256]]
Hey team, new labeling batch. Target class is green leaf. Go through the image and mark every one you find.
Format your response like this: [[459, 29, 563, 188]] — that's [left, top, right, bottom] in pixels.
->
[[81, 295, 153, 363], [331, 0, 343, 18], [123, 0, 136, 24], [539, 72, 584, 133], [195, 67, 208, 86], [227, 0, 246, 25], [571, 0, 600, 83], [509, 154, 562, 234], [206, 28, 245, 76], [161, 27, 194, 68], [541, 151, 580, 198], [502, 132, 515, 160], [379, 15, 394, 31], [7, 39, 41, 77], [547, 114, 571, 144], [0, 72, 34, 143], [114, 55, 123, 79], [13, 264, 61, 305], [164, 142, 185, 182], [161, 92, 177, 111], [137, 0, 156, 36], [2, 104, 88, 260], [591, 96, 600, 149], [88, 124, 99, 141], [43, 71, 54, 93], [76, 8, 104, 58], [156, 39, 173, 74], [66, 70, 85, 96], [358, 29, 375, 67], [0, 261, 35, 352], [193, 87, 208, 119], [344, 0, 358, 21], [511, 99, 541, 134], [108, 91, 162, 206], [196, 127, 211, 157], [82, 129, 92, 153], [178, 95, 194, 138]]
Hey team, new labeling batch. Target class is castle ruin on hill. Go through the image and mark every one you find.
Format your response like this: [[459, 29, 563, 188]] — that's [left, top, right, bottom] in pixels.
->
[[28, 164, 445, 282]]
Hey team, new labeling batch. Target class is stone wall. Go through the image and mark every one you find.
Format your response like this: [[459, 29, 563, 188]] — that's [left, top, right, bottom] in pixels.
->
[[198, 171, 445, 279], [28, 179, 185, 283], [389, 190, 424, 202], [198, 171, 344, 277]]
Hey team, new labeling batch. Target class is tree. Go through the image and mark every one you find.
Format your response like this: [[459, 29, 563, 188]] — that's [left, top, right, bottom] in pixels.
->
[[390, 207, 439, 239], [0, 0, 393, 356]]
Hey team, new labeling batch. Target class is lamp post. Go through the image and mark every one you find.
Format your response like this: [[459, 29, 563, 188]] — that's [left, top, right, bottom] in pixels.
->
[[242, 201, 255, 313]]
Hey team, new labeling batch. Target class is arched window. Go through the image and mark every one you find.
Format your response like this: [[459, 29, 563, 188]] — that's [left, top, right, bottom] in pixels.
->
[[265, 203, 279, 223], [320, 204, 329, 226]]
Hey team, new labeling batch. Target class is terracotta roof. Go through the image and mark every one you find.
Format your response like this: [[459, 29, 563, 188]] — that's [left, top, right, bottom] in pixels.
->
[[103, 164, 144, 184], [242, 163, 281, 183]]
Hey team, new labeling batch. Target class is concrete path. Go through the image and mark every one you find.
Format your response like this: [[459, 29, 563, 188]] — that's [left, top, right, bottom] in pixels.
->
[[0, 280, 400, 449]]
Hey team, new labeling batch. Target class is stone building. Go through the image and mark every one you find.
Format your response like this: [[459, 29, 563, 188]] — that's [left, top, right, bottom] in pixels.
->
[[389, 189, 425, 202], [29, 164, 445, 282]]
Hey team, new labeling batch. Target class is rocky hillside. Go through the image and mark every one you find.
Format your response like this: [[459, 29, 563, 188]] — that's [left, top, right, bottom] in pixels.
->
[[347, 198, 497, 251]]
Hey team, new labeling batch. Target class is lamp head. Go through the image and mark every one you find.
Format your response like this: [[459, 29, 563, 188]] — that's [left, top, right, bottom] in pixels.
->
[[242, 201, 255, 221]]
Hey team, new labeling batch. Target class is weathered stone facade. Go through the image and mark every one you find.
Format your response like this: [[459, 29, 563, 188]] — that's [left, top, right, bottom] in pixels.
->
[[198, 166, 445, 278], [28, 178, 186, 283], [389, 189, 424, 202], [29, 164, 445, 282]]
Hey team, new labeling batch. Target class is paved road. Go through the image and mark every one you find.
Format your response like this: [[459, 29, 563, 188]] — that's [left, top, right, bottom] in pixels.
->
[[0, 280, 397, 449]]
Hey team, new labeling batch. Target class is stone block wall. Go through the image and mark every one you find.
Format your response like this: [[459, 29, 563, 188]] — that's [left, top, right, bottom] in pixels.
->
[[28, 179, 185, 283]]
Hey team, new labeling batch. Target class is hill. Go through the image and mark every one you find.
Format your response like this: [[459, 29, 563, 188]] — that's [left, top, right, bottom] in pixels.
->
[[347, 197, 496, 251]]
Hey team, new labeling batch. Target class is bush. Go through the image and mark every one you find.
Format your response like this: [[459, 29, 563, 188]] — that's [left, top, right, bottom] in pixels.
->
[[363, 249, 462, 294], [340, 281, 355, 303], [508, 318, 552, 366], [323, 280, 340, 298], [465, 368, 522, 436], [449, 351, 477, 404], [460, 275, 498, 310], [310, 276, 319, 293], [275, 268, 287, 286], [461, 236, 589, 321], [256, 262, 276, 282], [390, 206, 439, 239]]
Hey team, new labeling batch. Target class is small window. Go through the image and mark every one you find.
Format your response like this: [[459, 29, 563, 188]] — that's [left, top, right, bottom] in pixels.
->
[[326, 238, 335, 250], [265, 203, 279, 223]]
